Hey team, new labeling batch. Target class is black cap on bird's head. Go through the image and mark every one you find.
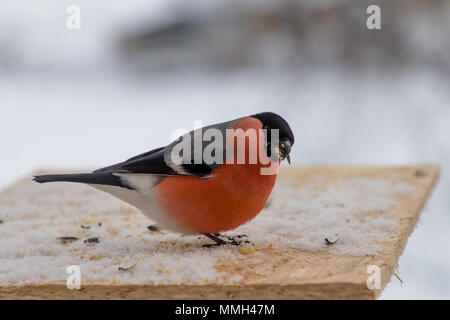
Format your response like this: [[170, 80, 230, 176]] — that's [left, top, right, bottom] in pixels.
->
[[251, 112, 295, 164]]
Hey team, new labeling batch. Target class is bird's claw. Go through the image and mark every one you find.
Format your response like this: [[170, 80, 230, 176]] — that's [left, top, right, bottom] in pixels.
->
[[202, 239, 241, 248], [202, 233, 250, 248]]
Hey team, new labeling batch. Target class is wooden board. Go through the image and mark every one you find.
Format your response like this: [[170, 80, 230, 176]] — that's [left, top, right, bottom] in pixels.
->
[[0, 166, 439, 299]]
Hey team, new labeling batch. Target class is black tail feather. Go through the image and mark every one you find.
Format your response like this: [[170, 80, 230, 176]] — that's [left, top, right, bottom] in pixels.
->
[[33, 173, 134, 190]]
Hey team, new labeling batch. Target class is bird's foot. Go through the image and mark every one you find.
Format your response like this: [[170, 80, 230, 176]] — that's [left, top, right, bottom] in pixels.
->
[[202, 233, 250, 248], [221, 233, 250, 244]]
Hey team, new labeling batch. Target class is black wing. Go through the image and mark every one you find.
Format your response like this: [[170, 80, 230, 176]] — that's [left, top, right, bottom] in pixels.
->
[[93, 118, 238, 177], [93, 145, 214, 177], [93, 146, 178, 175]]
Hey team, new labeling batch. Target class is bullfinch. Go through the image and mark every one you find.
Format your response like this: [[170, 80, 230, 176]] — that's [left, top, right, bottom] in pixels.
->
[[34, 112, 294, 246]]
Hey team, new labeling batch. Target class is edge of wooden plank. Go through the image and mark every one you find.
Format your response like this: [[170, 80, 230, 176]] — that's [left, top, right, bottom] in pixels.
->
[[374, 165, 440, 298], [0, 283, 373, 300]]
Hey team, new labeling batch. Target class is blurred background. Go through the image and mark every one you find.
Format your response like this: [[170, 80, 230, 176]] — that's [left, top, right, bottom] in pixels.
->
[[1, 0, 449, 299]]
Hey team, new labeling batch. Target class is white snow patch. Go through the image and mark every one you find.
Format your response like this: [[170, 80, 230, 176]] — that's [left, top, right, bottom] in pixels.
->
[[234, 176, 416, 255]]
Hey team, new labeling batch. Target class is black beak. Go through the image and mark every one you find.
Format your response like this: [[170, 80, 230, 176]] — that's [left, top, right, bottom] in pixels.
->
[[286, 153, 291, 165], [280, 140, 292, 164]]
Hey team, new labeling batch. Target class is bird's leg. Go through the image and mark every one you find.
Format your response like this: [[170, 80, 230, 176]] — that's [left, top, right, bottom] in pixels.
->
[[202, 233, 252, 247], [203, 233, 245, 247], [203, 233, 227, 247]]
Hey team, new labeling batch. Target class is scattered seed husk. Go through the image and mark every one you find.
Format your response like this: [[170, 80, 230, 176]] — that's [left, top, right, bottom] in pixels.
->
[[118, 258, 142, 272], [118, 265, 135, 272], [57, 236, 78, 244], [84, 237, 100, 244], [415, 170, 426, 177], [324, 235, 340, 246]]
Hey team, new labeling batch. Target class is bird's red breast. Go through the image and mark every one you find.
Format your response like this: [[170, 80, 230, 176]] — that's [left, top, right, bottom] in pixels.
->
[[155, 116, 279, 234]]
